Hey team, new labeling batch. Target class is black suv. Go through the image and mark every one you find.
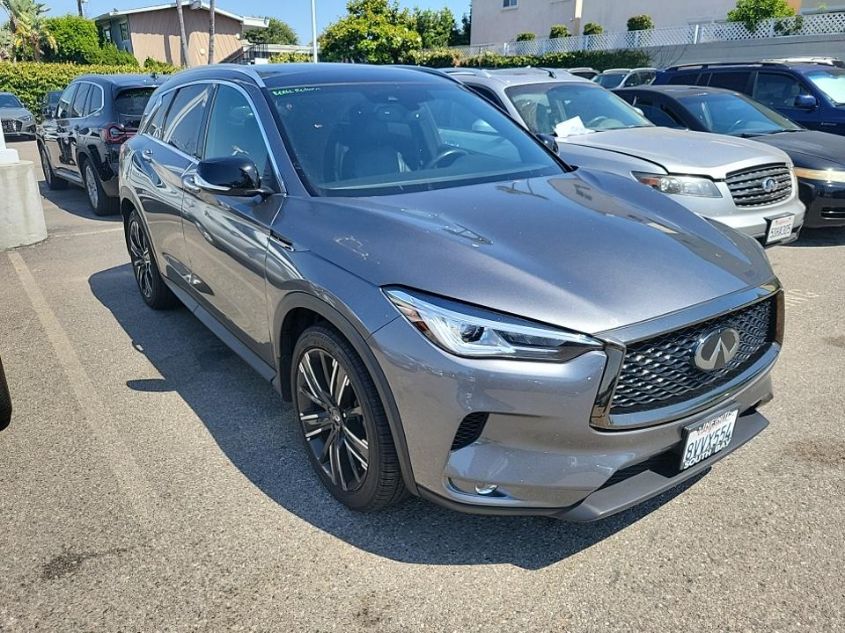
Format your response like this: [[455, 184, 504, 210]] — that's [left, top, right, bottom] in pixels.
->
[[37, 74, 163, 215], [655, 61, 845, 135]]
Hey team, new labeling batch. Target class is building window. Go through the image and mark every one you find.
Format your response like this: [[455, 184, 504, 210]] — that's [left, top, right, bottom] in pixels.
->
[[503, 0, 518, 7], [119, 21, 129, 42]]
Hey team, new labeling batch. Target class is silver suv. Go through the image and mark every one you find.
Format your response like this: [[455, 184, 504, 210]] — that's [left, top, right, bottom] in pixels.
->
[[449, 68, 805, 245]]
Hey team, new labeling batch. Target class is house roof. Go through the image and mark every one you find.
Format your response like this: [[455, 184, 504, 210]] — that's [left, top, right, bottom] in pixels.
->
[[93, 1, 267, 28]]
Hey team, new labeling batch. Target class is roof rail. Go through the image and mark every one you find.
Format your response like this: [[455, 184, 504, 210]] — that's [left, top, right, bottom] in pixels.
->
[[442, 67, 493, 78], [390, 65, 463, 83], [665, 61, 790, 71]]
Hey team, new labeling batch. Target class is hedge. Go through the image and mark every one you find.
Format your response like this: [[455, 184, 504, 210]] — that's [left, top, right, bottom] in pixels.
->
[[0, 62, 175, 114], [408, 48, 651, 70]]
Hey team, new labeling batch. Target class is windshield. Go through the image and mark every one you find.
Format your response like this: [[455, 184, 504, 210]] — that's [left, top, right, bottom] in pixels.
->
[[678, 92, 801, 135], [595, 73, 626, 88], [267, 82, 562, 197], [0, 94, 22, 108], [806, 68, 845, 105], [504, 82, 653, 135]]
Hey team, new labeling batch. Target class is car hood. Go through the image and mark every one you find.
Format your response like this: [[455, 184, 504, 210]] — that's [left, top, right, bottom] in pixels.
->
[[0, 107, 31, 119], [558, 127, 791, 178], [287, 169, 774, 335], [749, 130, 845, 169]]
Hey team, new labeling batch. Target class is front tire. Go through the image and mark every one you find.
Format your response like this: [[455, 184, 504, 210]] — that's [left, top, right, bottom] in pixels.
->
[[38, 143, 67, 190], [291, 326, 406, 512], [126, 209, 178, 310]]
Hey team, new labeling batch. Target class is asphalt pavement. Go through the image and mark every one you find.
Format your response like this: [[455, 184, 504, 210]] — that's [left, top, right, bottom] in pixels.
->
[[1, 140, 843, 632]]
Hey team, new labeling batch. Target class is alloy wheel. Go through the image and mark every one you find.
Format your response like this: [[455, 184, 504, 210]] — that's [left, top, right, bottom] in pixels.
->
[[128, 219, 153, 299], [296, 348, 369, 491], [84, 164, 99, 209]]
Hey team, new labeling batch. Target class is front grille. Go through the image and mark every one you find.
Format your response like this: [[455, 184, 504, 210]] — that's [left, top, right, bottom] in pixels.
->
[[610, 298, 776, 414], [451, 412, 489, 451], [726, 163, 792, 207], [1, 119, 21, 133]]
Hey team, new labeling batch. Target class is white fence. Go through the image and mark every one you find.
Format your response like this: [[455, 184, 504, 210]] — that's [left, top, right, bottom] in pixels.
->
[[453, 11, 845, 57]]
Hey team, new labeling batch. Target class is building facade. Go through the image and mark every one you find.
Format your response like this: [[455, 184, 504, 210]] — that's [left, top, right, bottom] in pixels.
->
[[94, 2, 266, 67], [470, 0, 830, 46]]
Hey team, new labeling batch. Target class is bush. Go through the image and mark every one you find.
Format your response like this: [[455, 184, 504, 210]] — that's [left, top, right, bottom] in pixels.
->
[[515, 32, 536, 41], [43, 16, 100, 64], [143, 57, 179, 74], [268, 52, 314, 63], [582, 22, 603, 36], [549, 24, 570, 39], [86, 44, 138, 66], [407, 48, 464, 68], [0, 62, 147, 112], [412, 48, 650, 72], [627, 15, 655, 31]]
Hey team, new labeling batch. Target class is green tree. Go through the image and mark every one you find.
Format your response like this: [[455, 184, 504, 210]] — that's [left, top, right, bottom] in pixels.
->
[[582, 22, 603, 35], [627, 14, 654, 31], [0, 26, 12, 59], [549, 24, 570, 38], [245, 17, 298, 45], [43, 15, 98, 63], [449, 10, 471, 46], [727, 0, 795, 31], [412, 7, 455, 49], [320, 0, 421, 64], [1, 0, 56, 61], [515, 32, 536, 41]]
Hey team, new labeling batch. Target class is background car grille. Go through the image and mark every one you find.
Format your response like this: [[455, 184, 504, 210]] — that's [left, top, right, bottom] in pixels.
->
[[1, 119, 21, 133], [726, 163, 792, 207], [610, 298, 776, 414]]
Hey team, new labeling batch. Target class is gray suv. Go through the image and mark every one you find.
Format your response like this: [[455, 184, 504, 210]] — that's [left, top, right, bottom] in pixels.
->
[[449, 68, 805, 246], [121, 64, 783, 521]]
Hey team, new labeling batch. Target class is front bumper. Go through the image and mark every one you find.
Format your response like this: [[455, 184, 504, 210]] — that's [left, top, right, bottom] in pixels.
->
[[369, 289, 779, 520], [798, 177, 845, 228], [1, 119, 35, 137]]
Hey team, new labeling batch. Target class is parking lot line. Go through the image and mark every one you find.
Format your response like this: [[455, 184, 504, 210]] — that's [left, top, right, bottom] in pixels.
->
[[7, 250, 156, 523]]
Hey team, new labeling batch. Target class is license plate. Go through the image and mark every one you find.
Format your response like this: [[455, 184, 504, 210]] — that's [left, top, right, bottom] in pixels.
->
[[766, 215, 794, 244], [680, 409, 738, 471]]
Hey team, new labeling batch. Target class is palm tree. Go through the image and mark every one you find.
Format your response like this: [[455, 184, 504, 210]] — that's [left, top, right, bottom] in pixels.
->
[[174, 0, 189, 67], [1, 0, 56, 61], [207, 0, 215, 64]]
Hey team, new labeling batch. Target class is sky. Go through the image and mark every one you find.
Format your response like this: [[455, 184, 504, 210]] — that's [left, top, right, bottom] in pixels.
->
[[48, 0, 472, 43]]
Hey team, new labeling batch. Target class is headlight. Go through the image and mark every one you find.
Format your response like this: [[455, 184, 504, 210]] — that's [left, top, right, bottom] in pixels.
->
[[634, 172, 722, 198], [793, 167, 845, 183], [19, 114, 33, 122], [384, 288, 603, 362]]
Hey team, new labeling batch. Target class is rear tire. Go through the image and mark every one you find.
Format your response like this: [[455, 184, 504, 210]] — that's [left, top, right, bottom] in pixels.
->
[[82, 159, 118, 216], [126, 209, 178, 310], [291, 325, 407, 512], [38, 143, 67, 190]]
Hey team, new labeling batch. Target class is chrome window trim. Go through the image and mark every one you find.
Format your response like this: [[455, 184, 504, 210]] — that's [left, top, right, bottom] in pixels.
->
[[141, 78, 284, 194]]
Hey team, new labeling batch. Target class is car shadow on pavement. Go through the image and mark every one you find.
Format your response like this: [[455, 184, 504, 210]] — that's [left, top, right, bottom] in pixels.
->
[[38, 183, 122, 223], [90, 263, 704, 570], [787, 227, 845, 247]]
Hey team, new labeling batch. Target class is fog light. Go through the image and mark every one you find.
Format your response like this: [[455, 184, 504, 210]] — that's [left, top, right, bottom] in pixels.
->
[[474, 483, 498, 496]]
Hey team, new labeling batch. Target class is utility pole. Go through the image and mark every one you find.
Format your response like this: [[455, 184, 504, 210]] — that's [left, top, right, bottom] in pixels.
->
[[311, 0, 318, 63], [77, 0, 84, 17]]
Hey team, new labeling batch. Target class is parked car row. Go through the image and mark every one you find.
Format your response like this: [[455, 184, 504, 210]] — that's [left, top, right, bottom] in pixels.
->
[[112, 63, 786, 521]]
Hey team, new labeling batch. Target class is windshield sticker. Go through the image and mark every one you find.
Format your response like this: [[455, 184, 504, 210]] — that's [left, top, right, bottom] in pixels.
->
[[272, 87, 321, 96]]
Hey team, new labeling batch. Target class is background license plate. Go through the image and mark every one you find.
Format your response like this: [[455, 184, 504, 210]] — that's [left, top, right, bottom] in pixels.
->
[[680, 409, 738, 470], [766, 215, 794, 244]]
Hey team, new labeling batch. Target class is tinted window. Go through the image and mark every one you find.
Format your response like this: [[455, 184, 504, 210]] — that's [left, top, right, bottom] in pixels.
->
[[267, 82, 561, 197], [595, 73, 627, 88], [505, 82, 652, 134], [56, 84, 77, 118], [468, 85, 506, 110], [71, 83, 91, 117], [145, 91, 174, 140], [204, 85, 272, 184], [115, 87, 157, 127], [677, 92, 801, 135], [754, 72, 810, 108], [87, 85, 104, 113], [707, 71, 751, 93], [667, 72, 699, 85], [0, 94, 22, 108], [163, 85, 210, 156], [638, 103, 685, 128]]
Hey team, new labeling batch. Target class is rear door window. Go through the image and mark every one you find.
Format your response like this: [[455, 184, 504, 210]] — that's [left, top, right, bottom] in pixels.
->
[[667, 72, 699, 85], [707, 71, 752, 93], [162, 84, 211, 158], [86, 84, 104, 114], [115, 87, 157, 128]]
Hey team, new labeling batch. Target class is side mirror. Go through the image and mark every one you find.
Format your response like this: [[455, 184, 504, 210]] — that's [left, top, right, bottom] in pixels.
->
[[536, 133, 559, 153], [195, 156, 271, 197], [794, 94, 818, 110]]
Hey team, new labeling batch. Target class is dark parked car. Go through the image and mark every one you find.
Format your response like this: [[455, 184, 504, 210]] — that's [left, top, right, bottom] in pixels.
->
[[0, 92, 35, 138], [37, 74, 163, 215], [655, 61, 845, 135], [41, 90, 63, 120], [617, 84, 845, 229], [0, 356, 11, 431], [121, 64, 782, 520]]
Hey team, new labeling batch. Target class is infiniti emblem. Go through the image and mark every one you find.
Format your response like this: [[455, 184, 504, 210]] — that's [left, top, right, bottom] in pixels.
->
[[762, 177, 777, 193], [693, 328, 741, 372]]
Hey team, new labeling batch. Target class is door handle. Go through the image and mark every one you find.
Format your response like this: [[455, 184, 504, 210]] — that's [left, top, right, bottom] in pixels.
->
[[141, 148, 153, 162], [182, 174, 201, 193]]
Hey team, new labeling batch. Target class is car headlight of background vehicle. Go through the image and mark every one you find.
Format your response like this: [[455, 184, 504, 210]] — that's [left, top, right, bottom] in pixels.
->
[[633, 172, 722, 197], [793, 167, 845, 183], [385, 288, 603, 362], [19, 113, 33, 122]]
